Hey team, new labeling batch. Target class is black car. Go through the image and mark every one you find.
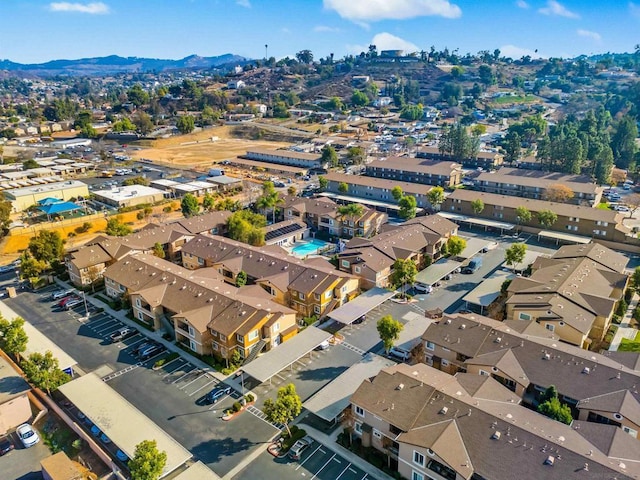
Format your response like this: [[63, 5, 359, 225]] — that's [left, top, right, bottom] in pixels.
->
[[110, 327, 138, 343], [138, 344, 164, 360], [204, 385, 232, 404], [0, 435, 14, 456]]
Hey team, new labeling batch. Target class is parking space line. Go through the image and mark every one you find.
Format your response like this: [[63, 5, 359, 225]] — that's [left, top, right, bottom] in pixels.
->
[[188, 378, 217, 396], [336, 464, 356, 480], [178, 371, 207, 390], [295, 444, 323, 471], [311, 453, 336, 480], [162, 360, 187, 377], [171, 366, 196, 384], [126, 337, 147, 349], [207, 395, 230, 410], [97, 324, 123, 336], [360, 474, 368, 480]]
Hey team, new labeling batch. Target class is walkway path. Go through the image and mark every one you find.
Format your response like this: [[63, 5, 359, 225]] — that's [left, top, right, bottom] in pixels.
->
[[609, 293, 639, 351]]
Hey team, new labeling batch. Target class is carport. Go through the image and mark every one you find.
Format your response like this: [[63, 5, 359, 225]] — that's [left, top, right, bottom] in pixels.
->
[[438, 212, 515, 233], [328, 287, 396, 325], [0, 300, 77, 375], [415, 258, 462, 286], [462, 269, 515, 314], [458, 237, 494, 260], [241, 326, 332, 385], [538, 230, 592, 245], [172, 461, 221, 480], [58, 373, 192, 478], [303, 353, 395, 423]]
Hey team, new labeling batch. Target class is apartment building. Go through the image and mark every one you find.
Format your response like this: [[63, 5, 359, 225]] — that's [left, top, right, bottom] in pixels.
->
[[506, 243, 628, 348], [474, 168, 604, 205], [443, 189, 630, 241], [324, 172, 434, 210], [350, 363, 635, 480], [103, 254, 297, 360], [337, 216, 458, 289], [365, 157, 462, 188], [421, 312, 640, 440], [180, 234, 360, 318], [417, 145, 504, 170], [244, 148, 324, 169], [281, 195, 388, 238]]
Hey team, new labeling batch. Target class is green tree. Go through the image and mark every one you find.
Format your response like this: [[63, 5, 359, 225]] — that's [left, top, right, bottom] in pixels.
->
[[128, 439, 167, 480], [112, 117, 136, 132], [18, 252, 48, 279], [81, 124, 98, 139], [537, 387, 573, 425], [236, 270, 248, 287], [0, 316, 28, 357], [632, 266, 640, 295], [390, 258, 418, 296], [122, 176, 150, 186], [133, 112, 154, 135], [515, 206, 531, 226], [152, 242, 165, 259], [338, 182, 349, 194], [377, 315, 404, 354], [22, 350, 70, 394], [351, 90, 369, 107], [427, 186, 445, 210], [321, 145, 339, 168], [537, 209, 558, 228], [176, 115, 195, 135], [398, 195, 417, 220], [611, 115, 638, 170], [181, 193, 200, 218], [446, 236, 467, 257], [287, 186, 297, 196], [29, 231, 64, 263], [127, 84, 150, 107], [391, 186, 404, 202], [346, 146, 366, 165], [263, 383, 302, 437], [478, 64, 496, 85], [505, 243, 527, 270], [504, 131, 521, 164], [22, 158, 39, 169], [272, 101, 290, 118], [318, 176, 328, 191], [450, 66, 464, 78], [202, 193, 215, 212], [227, 210, 266, 246], [471, 199, 485, 215], [106, 217, 133, 236]]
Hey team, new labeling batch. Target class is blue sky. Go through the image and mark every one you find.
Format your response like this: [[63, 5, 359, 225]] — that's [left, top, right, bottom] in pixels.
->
[[2, 0, 639, 63]]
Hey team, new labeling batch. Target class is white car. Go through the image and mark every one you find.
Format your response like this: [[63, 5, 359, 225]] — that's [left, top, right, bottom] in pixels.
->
[[614, 205, 630, 212], [414, 283, 433, 294], [16, 424, 40, 448]]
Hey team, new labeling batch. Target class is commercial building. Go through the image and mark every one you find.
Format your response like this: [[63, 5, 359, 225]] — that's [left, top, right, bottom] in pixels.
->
[[244, 148, 324, 169], [93, 185, 166, 208], [4, 180, 89, 212], [365, 157, 462, 188]]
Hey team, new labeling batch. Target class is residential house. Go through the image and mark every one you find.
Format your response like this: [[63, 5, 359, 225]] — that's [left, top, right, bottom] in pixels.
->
[[0, 354, 32, 435], [103, 254, 297, 360], [350, 362, 638, 480], [442, 189, 630, 242], [421, 312, 640, 439], [505, 243, 629, 348], [474, 168, 604, 205], [417, 145, 504, 170], [338, 216, 458, 289], [264, 219, 310, 246], [365, 158, 462, 188], [180, 234, 360, 319], [244, 148, 324, 169]]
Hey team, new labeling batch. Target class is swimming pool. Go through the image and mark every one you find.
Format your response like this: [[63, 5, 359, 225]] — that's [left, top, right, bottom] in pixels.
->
[[290, 238, 331, 257]]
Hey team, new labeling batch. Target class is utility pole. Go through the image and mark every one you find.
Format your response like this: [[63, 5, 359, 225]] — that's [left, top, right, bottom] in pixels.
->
[[265, 44, 268, 62]]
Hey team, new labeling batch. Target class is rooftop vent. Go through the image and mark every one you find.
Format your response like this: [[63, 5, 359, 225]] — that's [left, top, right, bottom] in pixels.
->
[[491, 431, 501, 440], [543, 353, 551, 360], [495, 337, 502, 344], [396, 383, 404, 390], [459, 324, 466, 330], [582, 367, 590, 375]]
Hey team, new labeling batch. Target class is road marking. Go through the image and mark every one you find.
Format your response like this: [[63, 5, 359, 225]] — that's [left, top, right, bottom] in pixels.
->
[[360, 474, 368, 480], [162, 360, 186, 377], [188, 378, 217, 396], [171, 366, 196, 384], [340, 342, 365, 356], [311, 453, 336, 479], [102, 362, 143, 381], [207, 395, 230, 410], [179, 371, 206, 390], [295, 444, 323, 471], [348, 467, 357, 473], [246, 405, 284, 430], [333, 458, 341, 463], [335, 463, 352, 480]]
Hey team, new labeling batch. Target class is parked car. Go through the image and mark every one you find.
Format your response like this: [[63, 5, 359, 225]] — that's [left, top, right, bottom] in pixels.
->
[[16, 424, 40, 448], [133, 341, 155, 356], [389, 346, 410, 362], [57, 295, 78, 308], [138, 344, 164, 360], [0, 265, 15, 274], [52, 289, 74, 301], [110, 327, 137, 343], [288, 436, 313, 460], [64, 298, 83, 310], [100, 433, 111, 444], [614, 205, 630, 212], [90, 425, 101, 437], [0, 435, 14, 456], [414, 283, 433, 294], [205, 385, 232, 404], [315, 340, 330, 351]]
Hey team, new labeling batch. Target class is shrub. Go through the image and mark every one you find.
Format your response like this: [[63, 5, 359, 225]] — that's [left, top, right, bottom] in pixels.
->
[[136, 211, 145, 220], [232, 401, 242, 413], [245, 393, 255, 402], [616, 299, 628, 317], [75, 222, 92, 234], [154, 358, 166, 368], [163, 206, 172, 213]]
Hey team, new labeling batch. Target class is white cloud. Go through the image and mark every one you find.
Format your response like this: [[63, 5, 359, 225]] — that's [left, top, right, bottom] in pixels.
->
[[577, 29, 601, 41], [281, 27, 291, 34], [49, 2, 109, 14], [538, 0, 579, 18], [630, 2, 640, 17], [236, 0, 251, 7], [370, 32, 419, 53], [323, 0, 461, 22], [499, 44, 545, 59], [516, 0, 529, 8], [314, 25, 341, 32]]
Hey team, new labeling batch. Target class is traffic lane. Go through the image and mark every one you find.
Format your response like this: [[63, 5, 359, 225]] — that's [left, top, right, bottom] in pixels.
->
[[108, 365, 277, 477]]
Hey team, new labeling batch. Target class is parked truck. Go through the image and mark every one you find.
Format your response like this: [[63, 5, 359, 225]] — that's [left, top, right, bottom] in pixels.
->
[[208, 168, 225, 177], [462, 257, 483, 274]]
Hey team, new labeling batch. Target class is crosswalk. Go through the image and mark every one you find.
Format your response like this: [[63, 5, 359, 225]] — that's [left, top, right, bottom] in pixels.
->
[[340, 341, 365, 356], [246, 405, 285, 430]]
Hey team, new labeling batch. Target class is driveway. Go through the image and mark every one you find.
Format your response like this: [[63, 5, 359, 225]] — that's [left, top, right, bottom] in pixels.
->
[[0, 431, 51, 480]]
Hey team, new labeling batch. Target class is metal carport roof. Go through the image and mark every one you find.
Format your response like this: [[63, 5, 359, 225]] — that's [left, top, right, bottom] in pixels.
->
[[538, 230, 592, 244], [172, 461, 221, 480], [0, 300, 77, 373], [241, 326, 332, 384], [463, 269, 515, 310], [438, 212, 515, 231], [458, 237, 493, 260], [304, 353, 395, 422], [58, 373, 191, 478], [328, 287, 396, 325], [415, 258, 462, 286]]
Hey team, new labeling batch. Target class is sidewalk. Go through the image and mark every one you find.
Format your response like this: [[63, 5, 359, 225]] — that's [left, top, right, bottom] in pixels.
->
[[54, 278, 228, 383], [609, 293, 639, 351]]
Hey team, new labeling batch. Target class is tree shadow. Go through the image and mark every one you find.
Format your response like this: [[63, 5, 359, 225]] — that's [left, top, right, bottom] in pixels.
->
[[75, 323, 103, 340], [191, 436, 259, 466], [444, 281, 478, 292]]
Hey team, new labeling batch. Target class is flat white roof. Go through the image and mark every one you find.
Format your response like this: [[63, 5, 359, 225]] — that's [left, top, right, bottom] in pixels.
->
[[206, 175, 242, 185], [94, 185, 165, 202], [59, 373, 191, 478], [415, 258, 462, 286], [151, 179, 180, 187], [173, 183, 201, 193], [5, 180, 88, 198], [329, 287, 396, 324], [459, 237, 492, 259], [242, 326, 332, 383], [304, 353, 395, 421], [319, 192, 424, 213], [172, 461, 221, 480], [463, 269, 515, 308], [0, 300, 77, 371]]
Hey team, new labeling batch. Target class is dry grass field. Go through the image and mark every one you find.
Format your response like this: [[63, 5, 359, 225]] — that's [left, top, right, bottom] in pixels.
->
[[131, 126, 291, 168]]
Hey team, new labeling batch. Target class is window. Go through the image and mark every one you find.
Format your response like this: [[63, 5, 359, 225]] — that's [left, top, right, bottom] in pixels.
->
[[623, 426, 638, 438], [354, 422, 362, 434], [355, 266, 361, 274], [248, 330, 259, 341], [518, 312, 531, 321], [314, 293, 320, 301], [212, 342, 219, 351], [354, 405, 365, 417], [545, 324, 555, 332], [373, 429, 382, 439], [441, 359, 449, 366], [137, 311, 143, 320], [299, 293, 305, 300], [188, 326, 195, 337], [135, 298, 141, 307], [325, 291, 332, 300], [413, 450, 425, 467], [237, 334, 244, 343], [273, 322, 280, 332], [220, 334, 226, 342], [426, 341, 435, 351], [412, 472, 424, 480], [342, 260, 350, 268], [314, 305, 321, 314], [479, 369, 490, 376]]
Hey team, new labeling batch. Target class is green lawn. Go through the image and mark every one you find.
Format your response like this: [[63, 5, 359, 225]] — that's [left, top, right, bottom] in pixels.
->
[[597, 202, 612, 210], [618, 331, 640, 351], [491, 94, 537, 105]]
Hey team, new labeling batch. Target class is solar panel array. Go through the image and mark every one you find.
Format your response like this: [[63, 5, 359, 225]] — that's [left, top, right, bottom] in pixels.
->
[[265, 223, 303, 241]]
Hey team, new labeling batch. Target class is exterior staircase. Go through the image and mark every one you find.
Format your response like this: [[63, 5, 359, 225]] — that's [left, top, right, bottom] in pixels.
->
[[242, 339, 267, 365]]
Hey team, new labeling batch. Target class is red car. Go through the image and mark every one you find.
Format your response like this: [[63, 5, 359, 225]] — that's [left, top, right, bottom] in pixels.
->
[[58, 295, 78, 308]]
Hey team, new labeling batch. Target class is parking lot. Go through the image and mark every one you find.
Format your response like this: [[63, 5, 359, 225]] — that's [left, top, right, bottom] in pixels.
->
[[0, 430, 51, 480], [234, 437, 372, 480]]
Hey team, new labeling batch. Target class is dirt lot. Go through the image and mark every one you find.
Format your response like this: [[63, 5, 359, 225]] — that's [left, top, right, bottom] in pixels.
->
[[131, 126, 291, 168]]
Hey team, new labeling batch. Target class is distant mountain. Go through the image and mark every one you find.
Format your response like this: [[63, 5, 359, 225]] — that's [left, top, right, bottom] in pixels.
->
[[0, 54, 249, 76]]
